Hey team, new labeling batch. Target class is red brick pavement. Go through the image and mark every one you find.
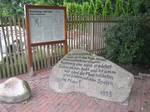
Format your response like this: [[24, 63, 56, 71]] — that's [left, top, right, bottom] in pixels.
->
[[0, 70, 150, 112]]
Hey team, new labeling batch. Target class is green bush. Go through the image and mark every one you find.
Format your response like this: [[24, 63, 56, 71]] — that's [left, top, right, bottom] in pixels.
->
[[105, 16, 144, 64], [135, 17, 150, 65], [94, 0, 103, 15], [135, 0, 150, 65], [105, 0, 150, 65], [82, 2, 90, 15], [126, 0, 136, 15], [64, 2, 83, 15], [138, 0, 150, 14], [75, 4, 82, 15], [114, 0, 125, 16], [66, 3, 76, 15], [102, 0, 113, 16], [88, 0, 95, 14]]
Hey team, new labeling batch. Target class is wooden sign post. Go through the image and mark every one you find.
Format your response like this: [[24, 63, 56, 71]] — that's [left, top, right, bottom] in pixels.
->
[[24, 5, 68, 76]]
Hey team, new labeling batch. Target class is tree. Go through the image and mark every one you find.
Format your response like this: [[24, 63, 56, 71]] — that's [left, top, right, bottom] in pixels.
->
[[105, 0, 150, 65], [0, 2, 12, 17], [0, 0, 36, 16], [82, 2, 90, 15], [138, 0, 150, 14], [75, 4, 82, 15], [95, 0, 103, 15], [126, 0, 135, 15], [105, 17, 144, 64], [135, 0, 150, 65], [0, 0, 60, 16], [102, 0, 113, 16], [114, 0, 125, 16], [88, 0, 95, 14], [67, 2, 77, 15]]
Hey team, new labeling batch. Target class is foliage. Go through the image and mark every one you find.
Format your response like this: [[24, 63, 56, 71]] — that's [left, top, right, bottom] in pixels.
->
[[82, 2, 90, 15], [114, 0, 125, 16], [126, 0, 135, 15], [0, 0, 62, 16], [64, 0, 90, 3], [75, 4, 82, 15], [88, 0, 95, 14], [135, 17, 150, 65], [105, 0, 150, 65], [66, 3, 77, 15], [0, 3, 12, 17], [138, 0, 150, 14], [102, 0, 113, 16], [1, 0, 147, 16], [135, 0, 150, 65], [0, 0, 35, 16], [105, 17, 144, 64], [94, 0, 103, 15]]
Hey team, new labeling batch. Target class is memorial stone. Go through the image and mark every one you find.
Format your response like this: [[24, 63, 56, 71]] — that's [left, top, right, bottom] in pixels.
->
[[49, 49, 134, 102]]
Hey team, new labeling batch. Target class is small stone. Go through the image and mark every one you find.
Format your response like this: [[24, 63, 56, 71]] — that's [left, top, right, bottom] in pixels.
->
[[0, 77, 31, 103], [49, 49, 134, 103]]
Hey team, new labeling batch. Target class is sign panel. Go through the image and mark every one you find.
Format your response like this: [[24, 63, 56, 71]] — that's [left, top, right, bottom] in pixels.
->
[[29, 8, 65, 43], [24, 5, 67, 75]]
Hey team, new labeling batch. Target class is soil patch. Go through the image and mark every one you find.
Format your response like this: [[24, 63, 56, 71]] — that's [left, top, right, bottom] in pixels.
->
[[119, 64, 150, 75]]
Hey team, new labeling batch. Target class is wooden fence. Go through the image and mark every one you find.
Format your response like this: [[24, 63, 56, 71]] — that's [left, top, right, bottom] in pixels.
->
[[0, 15, 116, 78]]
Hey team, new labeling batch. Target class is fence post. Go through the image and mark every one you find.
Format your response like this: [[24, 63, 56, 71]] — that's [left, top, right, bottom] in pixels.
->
[[90, 15, 94, 51]]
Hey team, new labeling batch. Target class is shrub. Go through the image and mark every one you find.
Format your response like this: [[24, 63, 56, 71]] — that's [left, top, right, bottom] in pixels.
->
[[126, 0, 135, 15], [138, 0, 150, 14], [95, 0, 103, 15], [114, 0, 125, 16], [82, 2, 90, 15], [135, 0, 150, 65], [135, 16, 150, 65], [75, 4, 82, 15], [66, 3, 77, 15], [88, 0, 95, 14], [105, 0, 150, 65], [102, 0, 113, 16], [105, 16, 144, 64]]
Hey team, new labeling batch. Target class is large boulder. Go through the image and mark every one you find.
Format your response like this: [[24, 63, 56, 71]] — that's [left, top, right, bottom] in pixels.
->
[[0, 77, 31, 103], [49, 49, 134, 103]]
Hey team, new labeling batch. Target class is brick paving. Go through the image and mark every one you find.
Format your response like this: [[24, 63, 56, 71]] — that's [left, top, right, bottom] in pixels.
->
[[0, 70, 150, 112]]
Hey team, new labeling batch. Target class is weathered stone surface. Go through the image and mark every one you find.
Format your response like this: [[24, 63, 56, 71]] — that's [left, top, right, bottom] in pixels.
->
[[0, 77, 31, 103], [49, 49, 134, 103]]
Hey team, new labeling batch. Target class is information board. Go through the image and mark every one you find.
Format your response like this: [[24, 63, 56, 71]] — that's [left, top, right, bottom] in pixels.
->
[[29, 8, 65, 43], [29, 9, 65, 43], [24, 5, 67, 75]]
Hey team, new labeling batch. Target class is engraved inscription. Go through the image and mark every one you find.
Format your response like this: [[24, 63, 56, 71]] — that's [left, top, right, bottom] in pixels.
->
[[58, 52, 116, 97], [49, 50, 134, 102]]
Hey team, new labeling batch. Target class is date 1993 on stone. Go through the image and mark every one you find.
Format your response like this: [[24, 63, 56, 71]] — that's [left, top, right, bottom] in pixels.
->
[[100, 90, 112, 97]]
